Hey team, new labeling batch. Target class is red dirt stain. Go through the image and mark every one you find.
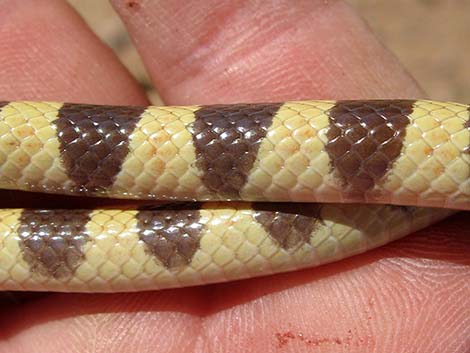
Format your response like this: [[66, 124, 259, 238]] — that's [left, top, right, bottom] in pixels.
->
[[275, 331, 295, 347], [126, 1, 140, 10], [274, 330, 374, 349]]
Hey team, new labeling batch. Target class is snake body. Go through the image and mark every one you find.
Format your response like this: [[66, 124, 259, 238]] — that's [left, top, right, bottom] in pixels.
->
[[0, 99, 468, 292]]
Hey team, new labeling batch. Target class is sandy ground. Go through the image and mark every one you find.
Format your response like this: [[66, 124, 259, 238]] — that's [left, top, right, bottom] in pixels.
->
[[68, 0, 470, 103]]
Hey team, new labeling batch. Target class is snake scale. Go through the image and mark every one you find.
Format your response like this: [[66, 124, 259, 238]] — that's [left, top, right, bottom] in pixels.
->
[[0, 99, 468, 292]]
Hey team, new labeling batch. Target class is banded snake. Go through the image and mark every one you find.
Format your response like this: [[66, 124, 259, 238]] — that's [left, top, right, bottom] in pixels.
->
[[0, 99, 467, 292]]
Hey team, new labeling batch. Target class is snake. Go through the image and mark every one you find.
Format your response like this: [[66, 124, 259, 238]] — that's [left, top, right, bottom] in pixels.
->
[[0, 99, 467, 292]]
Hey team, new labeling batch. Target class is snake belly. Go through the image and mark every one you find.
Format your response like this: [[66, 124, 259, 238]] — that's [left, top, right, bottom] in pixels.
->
[[0, 99, 467, 292]]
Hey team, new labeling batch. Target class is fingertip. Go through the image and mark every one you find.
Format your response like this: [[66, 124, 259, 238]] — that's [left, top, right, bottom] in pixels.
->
[[112, 0, 423, 104], [0, 0, 147, 104]]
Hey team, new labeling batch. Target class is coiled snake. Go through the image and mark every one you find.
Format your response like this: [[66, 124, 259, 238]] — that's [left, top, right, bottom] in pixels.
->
[[0, 99, 467, 292]]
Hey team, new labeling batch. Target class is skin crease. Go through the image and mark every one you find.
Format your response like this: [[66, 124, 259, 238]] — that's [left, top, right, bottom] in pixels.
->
[[0, 0, 468, 352]]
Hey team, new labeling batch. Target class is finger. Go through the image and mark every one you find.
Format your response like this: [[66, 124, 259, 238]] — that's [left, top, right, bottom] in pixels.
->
[[0, 0, 146, 104], [112, 0, 423, 104]]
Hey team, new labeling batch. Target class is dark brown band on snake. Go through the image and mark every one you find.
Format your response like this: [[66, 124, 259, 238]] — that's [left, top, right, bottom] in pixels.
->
[[325, 100, 414, 197], [54, 103, 146, 191], [136, 206, 204, 268], [253, 203, 322, 249], [18, 209, 92, 279], [191, 103, 282, 197], [0, 102, 8, 110]]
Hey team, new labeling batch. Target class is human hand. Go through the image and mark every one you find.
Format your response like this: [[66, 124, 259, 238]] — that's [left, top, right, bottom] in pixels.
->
[[0, 1, 468, 352]]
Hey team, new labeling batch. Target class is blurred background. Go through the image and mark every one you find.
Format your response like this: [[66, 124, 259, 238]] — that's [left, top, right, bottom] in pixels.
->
[[68, 0, 470, 104]]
